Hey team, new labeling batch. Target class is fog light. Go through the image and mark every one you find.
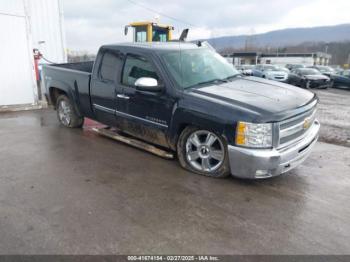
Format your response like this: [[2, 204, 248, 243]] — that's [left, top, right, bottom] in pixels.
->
[[255, 170, 271, 178]]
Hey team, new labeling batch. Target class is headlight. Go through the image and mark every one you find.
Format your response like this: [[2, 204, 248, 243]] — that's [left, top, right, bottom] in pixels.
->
[[236, 121, 272, 148]]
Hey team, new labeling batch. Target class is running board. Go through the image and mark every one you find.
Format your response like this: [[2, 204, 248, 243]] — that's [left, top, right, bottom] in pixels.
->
[[92, 127, 174, 159]]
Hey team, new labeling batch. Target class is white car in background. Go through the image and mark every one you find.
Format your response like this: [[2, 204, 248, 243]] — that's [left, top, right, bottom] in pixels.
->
[[236, 65, 254, 76], [252, 64, 289, 82]]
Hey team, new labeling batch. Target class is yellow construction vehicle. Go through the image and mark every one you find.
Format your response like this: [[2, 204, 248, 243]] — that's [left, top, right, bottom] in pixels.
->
[[124, 21, 188, 43], [124, 21, 174, 42]]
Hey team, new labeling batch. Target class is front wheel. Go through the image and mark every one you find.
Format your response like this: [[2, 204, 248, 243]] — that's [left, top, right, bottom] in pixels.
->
[[177, 126, 230, 178], [301, 80, 310, 89], [56, 95, 84, 128]]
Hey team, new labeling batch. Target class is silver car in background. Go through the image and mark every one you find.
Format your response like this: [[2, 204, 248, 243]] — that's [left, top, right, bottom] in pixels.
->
[[236, 65, 254, 76], [252, 64, 289, 82]]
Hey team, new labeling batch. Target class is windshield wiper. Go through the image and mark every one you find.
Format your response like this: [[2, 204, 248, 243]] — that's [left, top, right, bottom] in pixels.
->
[[186, 78, 227, 89], [198, 78, 228, 85], [185, 75, 241, 89], [223, 74, 241, 81]]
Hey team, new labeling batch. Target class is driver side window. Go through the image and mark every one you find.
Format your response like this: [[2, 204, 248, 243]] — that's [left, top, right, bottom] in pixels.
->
[[343, 71, 350, 77], [122, 55, 159, 87]]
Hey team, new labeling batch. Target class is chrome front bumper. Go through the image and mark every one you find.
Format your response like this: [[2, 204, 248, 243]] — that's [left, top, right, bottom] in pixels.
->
[[228, 120, 320, 179], [267, 75, 288, 82]]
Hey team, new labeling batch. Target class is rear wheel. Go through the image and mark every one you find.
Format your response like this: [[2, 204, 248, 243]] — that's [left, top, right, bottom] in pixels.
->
[[177, 126, 230, 178], [56, 95, 84, 128]]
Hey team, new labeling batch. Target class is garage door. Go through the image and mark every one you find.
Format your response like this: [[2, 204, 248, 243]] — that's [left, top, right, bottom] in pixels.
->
[[0, 2, 36, 106]]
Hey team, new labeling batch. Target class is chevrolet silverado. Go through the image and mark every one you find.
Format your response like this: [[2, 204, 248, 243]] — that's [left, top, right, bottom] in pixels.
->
[[43, 42, 320, 179]]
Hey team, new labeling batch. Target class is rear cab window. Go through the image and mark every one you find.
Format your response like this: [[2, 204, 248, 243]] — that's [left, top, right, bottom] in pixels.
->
[[99, 51, 123, 82]]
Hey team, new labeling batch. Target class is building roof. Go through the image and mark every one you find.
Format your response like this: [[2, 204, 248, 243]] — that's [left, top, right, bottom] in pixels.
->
[[231, 51, 331, 59], [232, 52, 261, 57], [261, 52, 331, 58]]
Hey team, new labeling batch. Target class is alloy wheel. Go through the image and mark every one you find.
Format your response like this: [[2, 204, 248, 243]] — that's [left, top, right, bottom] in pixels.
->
[[58, 100, 71, 126], [185, 130, 225, 172]]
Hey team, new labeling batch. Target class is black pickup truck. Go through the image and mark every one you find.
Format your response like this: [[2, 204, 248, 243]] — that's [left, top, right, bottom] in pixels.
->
[[43, 42, 320, 179]]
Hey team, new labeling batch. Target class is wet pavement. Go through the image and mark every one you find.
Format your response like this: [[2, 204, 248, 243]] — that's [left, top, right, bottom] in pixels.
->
[[0, 108, 350, 254]]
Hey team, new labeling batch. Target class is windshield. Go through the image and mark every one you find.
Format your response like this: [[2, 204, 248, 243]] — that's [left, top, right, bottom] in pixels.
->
[[161, 48, 240, 89], [292, 64, 305, 69], [343, 70, 350, 77], [317, 66, 334, 73], [152, 27, 168, 42], [263, 65, 281, 71], [299, 69, 320, 75]]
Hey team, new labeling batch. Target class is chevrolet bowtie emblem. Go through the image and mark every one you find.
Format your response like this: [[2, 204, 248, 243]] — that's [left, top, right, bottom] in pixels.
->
[[303, 117, 312, 129]]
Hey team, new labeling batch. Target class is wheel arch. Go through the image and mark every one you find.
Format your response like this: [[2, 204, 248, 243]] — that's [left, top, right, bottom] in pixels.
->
[[47, 80, 82, 117], [168, 108, 228, 151]]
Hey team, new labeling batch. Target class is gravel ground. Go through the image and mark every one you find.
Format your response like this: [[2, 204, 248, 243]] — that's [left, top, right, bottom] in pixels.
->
[[312, 88, 350, 147]]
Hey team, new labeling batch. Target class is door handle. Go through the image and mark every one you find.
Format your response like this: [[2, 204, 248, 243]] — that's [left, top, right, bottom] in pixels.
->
[[117, 94, 130, 100]]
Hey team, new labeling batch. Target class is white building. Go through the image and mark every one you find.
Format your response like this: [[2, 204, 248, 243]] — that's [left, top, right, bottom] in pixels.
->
[[0, 0, 66, 109], [230, 52, 331, 67], [259, 56, 315, 67], [259, 53, 331, 67]]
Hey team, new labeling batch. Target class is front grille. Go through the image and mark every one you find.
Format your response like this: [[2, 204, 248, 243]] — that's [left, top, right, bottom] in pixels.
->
[[314, 79, 326, 83], [272, 75, 287, 81], [278, 108, 317, 149]]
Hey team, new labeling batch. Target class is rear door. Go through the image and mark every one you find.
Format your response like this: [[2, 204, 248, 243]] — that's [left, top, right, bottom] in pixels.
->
[[90, 49, 124, 126], [115, 52, 174, 147]]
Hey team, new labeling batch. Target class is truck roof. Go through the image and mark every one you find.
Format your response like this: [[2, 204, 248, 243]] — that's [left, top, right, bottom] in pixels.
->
[[102, 42, 202, 52]]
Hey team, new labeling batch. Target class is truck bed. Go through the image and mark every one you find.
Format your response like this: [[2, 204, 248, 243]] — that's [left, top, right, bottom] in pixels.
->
[[50, 61, 94, 73], [43, 61, 94, 118]]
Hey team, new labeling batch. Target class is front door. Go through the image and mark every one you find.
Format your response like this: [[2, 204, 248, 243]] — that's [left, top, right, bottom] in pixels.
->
[[116, 53, 174, 147]]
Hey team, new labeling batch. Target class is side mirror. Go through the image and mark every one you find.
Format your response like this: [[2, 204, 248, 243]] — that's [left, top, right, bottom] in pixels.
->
[[124, 26, 129, 36], [135, 77, 162, 92]]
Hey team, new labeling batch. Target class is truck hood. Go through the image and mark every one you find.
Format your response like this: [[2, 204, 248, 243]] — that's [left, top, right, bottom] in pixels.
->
[[189, 76, 315, 117], [304, 74, 329, 80]]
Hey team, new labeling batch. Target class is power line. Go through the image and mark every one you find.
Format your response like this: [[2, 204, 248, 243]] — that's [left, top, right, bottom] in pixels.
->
[[125, 0, 196, 27]]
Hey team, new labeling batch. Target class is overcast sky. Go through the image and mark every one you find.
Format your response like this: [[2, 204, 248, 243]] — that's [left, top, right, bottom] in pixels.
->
[[62, 0, 350, 53]]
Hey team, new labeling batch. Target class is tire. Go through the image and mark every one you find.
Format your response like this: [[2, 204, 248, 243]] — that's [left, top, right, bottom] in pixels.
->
[[177, 126, 230, 178], [56, 95, 84, 128]]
